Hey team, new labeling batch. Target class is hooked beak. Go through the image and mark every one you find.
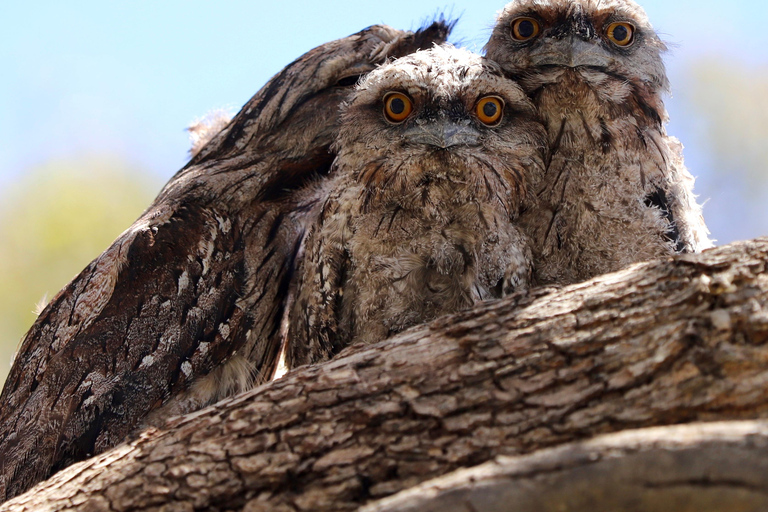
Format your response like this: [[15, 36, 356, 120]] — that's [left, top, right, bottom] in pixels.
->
[[402, 120, 481, 148], [529, 36, 615, 69]]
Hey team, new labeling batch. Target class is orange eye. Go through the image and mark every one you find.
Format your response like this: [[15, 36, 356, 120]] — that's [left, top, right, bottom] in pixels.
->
[[476, 96, 504, 126], [511, 17, 541, 41], [383, 92, 413, 123], [606, 22, 635, 47]]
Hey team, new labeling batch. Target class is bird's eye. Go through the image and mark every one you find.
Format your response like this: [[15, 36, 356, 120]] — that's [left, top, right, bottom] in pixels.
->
[[476, 96, 504, 126], [606, 22, 635, 47], [511, 17, 541, 41], [383, 92, 413, 123]]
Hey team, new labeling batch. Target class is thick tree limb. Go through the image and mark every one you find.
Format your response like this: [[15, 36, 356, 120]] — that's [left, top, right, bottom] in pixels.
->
[[4, 238, 768, 511], [363, 420, 768, 512]]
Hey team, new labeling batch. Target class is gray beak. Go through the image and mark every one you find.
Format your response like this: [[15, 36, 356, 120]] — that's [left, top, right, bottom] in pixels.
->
[[529, 36, 615, 69], [402, 120, 481, 148]]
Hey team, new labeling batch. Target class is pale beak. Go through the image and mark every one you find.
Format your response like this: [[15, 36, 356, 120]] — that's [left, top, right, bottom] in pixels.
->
[[529, 36, 615, 69], [402, 120, 481, 148]]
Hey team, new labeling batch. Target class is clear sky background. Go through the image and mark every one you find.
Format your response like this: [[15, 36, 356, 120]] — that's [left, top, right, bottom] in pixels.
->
[[0, 1, 767, 381]]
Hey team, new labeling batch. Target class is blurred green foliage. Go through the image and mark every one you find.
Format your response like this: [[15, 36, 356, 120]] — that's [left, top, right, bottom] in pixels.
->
[[0, 158, 158, 388]]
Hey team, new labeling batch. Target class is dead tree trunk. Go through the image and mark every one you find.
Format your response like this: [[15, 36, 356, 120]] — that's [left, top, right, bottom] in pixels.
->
[[3, 238, 768, 511]]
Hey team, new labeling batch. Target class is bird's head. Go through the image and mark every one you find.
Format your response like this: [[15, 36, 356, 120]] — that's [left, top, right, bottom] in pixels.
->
[[485, 0, 669, 96], [334, 45, 545, 211]]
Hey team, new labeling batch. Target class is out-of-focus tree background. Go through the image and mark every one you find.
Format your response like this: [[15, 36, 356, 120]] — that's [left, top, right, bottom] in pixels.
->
[[1, 0, 766, 386]]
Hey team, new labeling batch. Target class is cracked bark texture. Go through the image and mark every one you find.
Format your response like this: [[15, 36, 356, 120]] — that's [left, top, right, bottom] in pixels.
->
[[4, 238, 768, 511], [363, 421, 768, 512]]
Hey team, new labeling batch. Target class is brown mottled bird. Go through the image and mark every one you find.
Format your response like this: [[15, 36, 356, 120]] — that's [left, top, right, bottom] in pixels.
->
[[485, 0, 712, 285], [0, 22, 451, 502], [288, 46, 546, 366]]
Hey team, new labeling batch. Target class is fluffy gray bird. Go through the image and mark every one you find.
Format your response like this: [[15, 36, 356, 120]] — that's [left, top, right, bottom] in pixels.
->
[[288, 46, 546, 366], [0, 22, 451, 502], [485, 0, 712, 285]]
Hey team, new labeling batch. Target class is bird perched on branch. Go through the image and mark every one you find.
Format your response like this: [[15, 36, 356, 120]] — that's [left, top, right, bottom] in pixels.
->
[[0, 21, 452, 502], [485, 0, 712, 286], [288, 46, 546, 366]]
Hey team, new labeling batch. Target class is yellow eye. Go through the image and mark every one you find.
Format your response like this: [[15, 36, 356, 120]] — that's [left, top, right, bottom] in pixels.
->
[[476, 96, 504, 126], [606, 22, 635, 47], [383, 92, 413, 123], [511, 17, 541, 41]]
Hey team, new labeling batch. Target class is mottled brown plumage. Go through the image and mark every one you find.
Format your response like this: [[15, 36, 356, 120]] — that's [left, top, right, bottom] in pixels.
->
[[0, 22, 451, 502], [288, 46, 546, 366], [485, 0, 712, 285]]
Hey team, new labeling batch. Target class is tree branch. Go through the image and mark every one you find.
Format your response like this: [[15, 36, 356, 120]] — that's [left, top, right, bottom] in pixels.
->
[[363, 420, 768, 512], [4, 238, 768, 511]]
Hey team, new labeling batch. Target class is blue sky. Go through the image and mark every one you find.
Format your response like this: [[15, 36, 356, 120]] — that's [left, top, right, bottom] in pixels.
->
[[2, 0, 767, 241]]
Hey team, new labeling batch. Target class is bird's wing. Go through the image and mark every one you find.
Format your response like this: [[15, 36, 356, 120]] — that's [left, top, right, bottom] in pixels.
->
[[287, 186, 353, 368], [0, 20, 453, 501], [662, 135, 714, 252], [642, 133, 713, 253]]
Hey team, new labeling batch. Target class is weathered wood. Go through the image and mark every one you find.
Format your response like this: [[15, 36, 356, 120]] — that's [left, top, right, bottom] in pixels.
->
[[363, 421, 768, 512], [3, 238, 768, 511]]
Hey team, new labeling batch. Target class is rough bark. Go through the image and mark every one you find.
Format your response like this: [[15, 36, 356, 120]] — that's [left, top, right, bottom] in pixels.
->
[[3, 237, 768, 511], [363, 420, 768, 512]]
